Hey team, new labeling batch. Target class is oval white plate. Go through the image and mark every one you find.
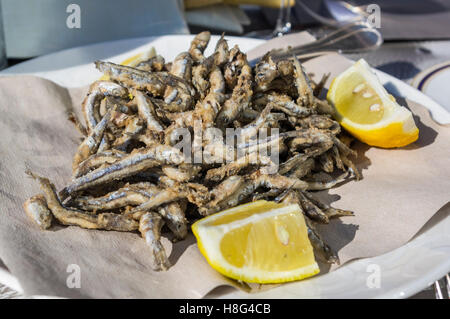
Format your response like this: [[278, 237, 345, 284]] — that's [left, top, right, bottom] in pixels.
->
[[1, 35, 449, 299]]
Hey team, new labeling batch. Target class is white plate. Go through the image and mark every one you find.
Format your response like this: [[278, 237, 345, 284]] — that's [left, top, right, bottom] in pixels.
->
[[412, 61, 450, 114], [1, 35, 449, 299]]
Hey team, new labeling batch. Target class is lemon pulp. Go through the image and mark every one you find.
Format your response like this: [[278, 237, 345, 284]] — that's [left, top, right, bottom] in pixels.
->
[[327, 59, 419, 148]]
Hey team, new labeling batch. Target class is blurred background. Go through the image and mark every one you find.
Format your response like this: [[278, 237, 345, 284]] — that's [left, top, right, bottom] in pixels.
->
[[0, 0, 448, 299], [1, 0, 450, 83]]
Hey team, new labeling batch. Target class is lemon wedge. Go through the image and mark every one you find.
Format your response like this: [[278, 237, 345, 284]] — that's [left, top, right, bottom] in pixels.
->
[[99, 47, 156, 80], [192, 200, 319, 284], [327, 59, 419, 148]]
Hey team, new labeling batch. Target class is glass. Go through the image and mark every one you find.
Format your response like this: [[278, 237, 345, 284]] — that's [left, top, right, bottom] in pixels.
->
[[272, 0, 292, 37], [245, 0, 294, 39]]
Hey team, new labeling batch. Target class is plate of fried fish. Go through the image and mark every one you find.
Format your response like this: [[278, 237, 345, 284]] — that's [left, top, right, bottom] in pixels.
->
[[1, 32, 449, 299]]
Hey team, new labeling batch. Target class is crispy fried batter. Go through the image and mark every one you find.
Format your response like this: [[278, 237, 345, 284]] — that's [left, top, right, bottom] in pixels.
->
[[139, 212, 171, 271], [23, 194, 53, 229], [26, 32, 360, 270]]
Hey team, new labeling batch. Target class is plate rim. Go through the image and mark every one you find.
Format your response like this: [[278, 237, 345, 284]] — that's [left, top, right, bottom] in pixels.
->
[[412, 60, 450, 91]]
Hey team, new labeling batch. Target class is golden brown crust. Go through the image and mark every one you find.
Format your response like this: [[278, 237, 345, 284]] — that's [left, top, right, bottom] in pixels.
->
[[25, 32, 360, 270]]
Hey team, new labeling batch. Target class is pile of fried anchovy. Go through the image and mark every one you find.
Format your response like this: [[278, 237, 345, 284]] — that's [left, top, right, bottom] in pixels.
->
[[24, 31, 360, 271]]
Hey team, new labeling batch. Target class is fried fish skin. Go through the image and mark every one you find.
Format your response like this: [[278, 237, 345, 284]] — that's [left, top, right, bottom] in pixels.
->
[[95, 61, 165, 95], [238, 103, 274, 140], [189, 31, 210, 62], [129, 182, 209, 215], [162, 164, 201, 183], [112, 115, 144, 150], [135, 55, 165, 72], [296, 114, 340, 134], [95, 61, 195, 111], [82, 81, 127, 133], [254, 54, 279, 92], [216, 64, 253, 127], [223, 45, 247, 89], [312, 72, 330, 97], [297, 191, 329, 224], [199, 179, 255, 216], [213, 34, 229, 67], [304, 215, 339, 264], [302, 191, 354, 219], [139, 212, 171, 271], [27, 171, 138, 231], [200, 171, 309, 216], [319, 152, 335, 173], [253, 92, 312, 118], [170, 52, 193, 82], [205, 153, 273, 183], [23, 194, 53, 230], [198, 175, 244, 216], [134, 90, 165, 132], [209, 66, 225, 94], [64, 144, 185, 195], [164, 51, 194, 105], [157, 201, 188, 240], [288, 157, 315, 179], [73, 183, 160, 211], [72, 106, 116, 173], [73, 149, 126, 178], [97, 213, 139, 231], [279, 190, 339, 264], [27, 171, 99, 229], [292, 55, 315, 109], [192, 55, 216, 98]]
